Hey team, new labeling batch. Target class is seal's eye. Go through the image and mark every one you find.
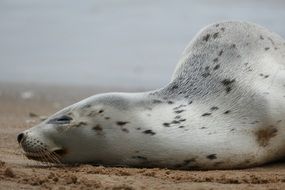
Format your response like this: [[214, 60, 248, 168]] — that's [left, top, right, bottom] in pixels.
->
[[47, 115, 73, 124]]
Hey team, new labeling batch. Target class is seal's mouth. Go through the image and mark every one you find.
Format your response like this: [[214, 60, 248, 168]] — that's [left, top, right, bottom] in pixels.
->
[[24, 148, 67, 164]]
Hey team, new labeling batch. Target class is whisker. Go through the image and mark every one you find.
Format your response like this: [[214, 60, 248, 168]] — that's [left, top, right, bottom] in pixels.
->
[[48, 150, 60, 165], [45, 152, 56, 165], [19, 142, 64, 167], [42, 150, 52, 166], [47, 152, 59, 164], [50, 152, 62, 165], [37, 149, 48, 166]]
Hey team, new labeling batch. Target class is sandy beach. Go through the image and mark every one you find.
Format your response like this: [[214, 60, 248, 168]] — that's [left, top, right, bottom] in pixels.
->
[[0, 83, 285, 190]]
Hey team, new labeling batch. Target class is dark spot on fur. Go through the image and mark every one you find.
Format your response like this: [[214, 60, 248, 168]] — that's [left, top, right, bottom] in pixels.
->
[[207, 154, 217, 160], [121, 128, 129, 133], [132, 156, 147, 160], [231, 44, 236, 48], [202, 72, 210, 78], [163, 123, 170, 127], [175, 110, 185, 114], [265, 47, 270, 51], [116, 121, 129, 126], [225, 86, 232, 93], [218, 50, 223, 56], [213, 64, 220, 70], [175, 115, 181, 119], [215, 24, 220, 27], [174, 105, 187, 110], [210, 106, 219, 111], [255, 126, 278, 147], [224, 110, 231, 114], [98, 109, 104, 113], [213, 58, 219, 62], [221, 27, 225, 32], [152, 99, 162, 104], [188, 101, 193, 105], [171, 120, 180, 124], [92, 125, 102, 131], [171, 85, 179, 90], [179, 126, 185, 128], [143, 130, 156, 135], [213, 32, 219, 39], [260, 35, 264, 40], [221, 79, 235, 86], [200, 127, 206, 129], [179, 119, 186, 122], [221, 79, 235, 93], [201, 113, 211, 117], [167, 101, 174, 104], [136, 127, 141, 130], [203, 34, 210, 42], [105, 117, 110, 120]]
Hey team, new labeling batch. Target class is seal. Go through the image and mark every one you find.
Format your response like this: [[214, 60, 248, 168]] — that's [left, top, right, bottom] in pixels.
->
[[17, 21, 285, 169]]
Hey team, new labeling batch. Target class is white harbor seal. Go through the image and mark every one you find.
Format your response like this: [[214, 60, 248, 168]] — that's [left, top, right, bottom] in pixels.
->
[[18, 21, 285, 169]]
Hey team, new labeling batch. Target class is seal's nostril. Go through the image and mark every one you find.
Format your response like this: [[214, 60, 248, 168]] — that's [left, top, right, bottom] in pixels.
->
[[17, 133, 24, 143]]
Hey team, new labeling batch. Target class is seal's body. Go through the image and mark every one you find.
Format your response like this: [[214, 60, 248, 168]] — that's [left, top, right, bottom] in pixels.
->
[[18, 21, 285, 169]]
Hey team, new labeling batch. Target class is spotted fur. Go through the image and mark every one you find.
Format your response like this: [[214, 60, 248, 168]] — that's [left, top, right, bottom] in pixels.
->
[[18, 21, 285, 170]]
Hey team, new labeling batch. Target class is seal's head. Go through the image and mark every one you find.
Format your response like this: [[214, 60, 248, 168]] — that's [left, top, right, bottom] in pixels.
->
[[17, 104, 87, 164], [17, 93, 140, 164]]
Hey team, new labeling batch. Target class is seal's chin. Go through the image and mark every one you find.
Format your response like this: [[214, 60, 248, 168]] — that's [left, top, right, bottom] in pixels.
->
[[24, 148, 67, 164]]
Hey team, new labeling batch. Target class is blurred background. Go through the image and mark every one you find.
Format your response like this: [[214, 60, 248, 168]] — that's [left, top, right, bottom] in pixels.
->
[[1, 0, 285, 89]]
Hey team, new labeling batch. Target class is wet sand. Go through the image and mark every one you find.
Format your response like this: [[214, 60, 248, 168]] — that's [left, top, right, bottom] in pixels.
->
[[1, 83, 285, 190]]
